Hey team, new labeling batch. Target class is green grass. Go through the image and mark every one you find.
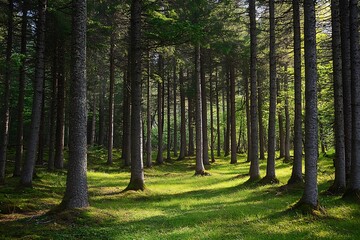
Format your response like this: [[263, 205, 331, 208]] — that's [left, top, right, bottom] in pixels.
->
[[1, 148, 359, 239]]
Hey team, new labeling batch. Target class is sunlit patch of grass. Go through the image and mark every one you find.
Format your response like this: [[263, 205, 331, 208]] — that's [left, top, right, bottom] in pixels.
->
[[1, 148, 360, 239]]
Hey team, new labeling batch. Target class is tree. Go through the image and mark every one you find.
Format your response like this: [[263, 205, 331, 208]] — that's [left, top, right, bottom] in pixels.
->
[[201, 49, 210, 165], [295, 0, 319, 210], [178, 67, 187, 160], [156, 55, 164, 164], [248, 0, 260, 181], [108, 32, 115, 165], [125, 0, 145, 190], [21, 0, 47, 187], [0, 0, 13, 184], [230, 63, 237, 164], [60, 0, 89, 209], [146, 51, 152, 168]]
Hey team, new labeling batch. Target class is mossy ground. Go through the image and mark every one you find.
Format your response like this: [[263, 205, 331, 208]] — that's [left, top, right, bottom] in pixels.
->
[[1, 148, 359, 239]]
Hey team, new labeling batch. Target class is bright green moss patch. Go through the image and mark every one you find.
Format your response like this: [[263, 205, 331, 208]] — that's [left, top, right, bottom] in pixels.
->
[[1, 149, 360, 239]]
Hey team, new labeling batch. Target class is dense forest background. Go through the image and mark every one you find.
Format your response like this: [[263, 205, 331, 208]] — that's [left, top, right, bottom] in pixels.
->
[[1, 0, 360, 238]]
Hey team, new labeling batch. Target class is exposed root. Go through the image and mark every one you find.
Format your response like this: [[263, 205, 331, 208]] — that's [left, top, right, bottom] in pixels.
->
[[324, 183, 346, 196], [342, 189, 360, 203], [259, 176, 279, 185], [194, 170, 211, 176], [291, 199, 326, 216]]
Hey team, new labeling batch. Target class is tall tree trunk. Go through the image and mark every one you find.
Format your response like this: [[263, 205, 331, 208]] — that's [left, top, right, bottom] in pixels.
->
[[297, 0, 319, 209], [244, 70, 251, 163], [54, 43, 65, 170], [210, 63, 215, 162], [278, 79, 285, 158], [122, 58, 131, 166], [37, 80, 46, 165], [340, 0, 352, 183], [0, 0, 13, 184], [201, 49, 210, 165], [90, 94, 96, 146], [60, 0, 89, 209], [328, 0, 346, 194], [146, 51, 152, 168], [48, 39, 58, 171], [344, 0, 360, 199], [14, 0, 28, 176], [125, 0, 145, 190], [215, 67, 221, 157], [98, 74, 105, 146], [222, 76, 227, 154], [188, 90, 195, 156], [167, 71, 171, 161], [156, 55, 164, 164], [288, 0, 303, 185], [263, 0, 278, 184], [224, 70, 230, 157], [195, 44, 206, 175], [173, 59, 178, 158], [249, 0, 260, 181], [21, 0, 47, 186], [108, 33, 115, 165], [284, 68, 291, 163], [179, 67, 187, 160], [258, 73, 265, 160], [230, 64, 237, 164]]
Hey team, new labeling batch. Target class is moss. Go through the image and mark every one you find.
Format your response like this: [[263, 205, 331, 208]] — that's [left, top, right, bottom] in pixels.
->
[[259, 175, 280, 185], [194, 170, 211, 176], [291, 200, 326, 216], [124, 179, 146, 191]]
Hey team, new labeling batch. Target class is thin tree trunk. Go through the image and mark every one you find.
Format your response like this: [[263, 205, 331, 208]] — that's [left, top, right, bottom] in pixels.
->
[[244, 70, 251, 163], [156, 55, 164, 164], [297, 0, 319, 209], [340, 0, 352, 183], [230, 64, 237, 164], [258, 72, 265, 160], [37, 80, 46, 165], [60, 0, 89, 209], [284, 67, 291, 163], [188, 90, 195, 156], [179, 67, 187, 160], [14, 0, 28, 176], [21, 0, 47, 187], [201, 49, 210, 165], [98, 74, 105, 146], [249, 0, 260, 181], [173, 59, 178, 157], [224, 70, 230, 157], [90, 95, 96, 146], [108, 33, 115, 165], [125, 0, 145, 190], [278, 79, 285, 158], [209, 62, 215, 162], [167, 71, 171, 161], [288, 0, 303, 185], [195, 43, 205, 175], [215, 67, 221, 157], [146, 51, 152, 168], [263, 0, 278, 184], [54, 42, 65, 170]]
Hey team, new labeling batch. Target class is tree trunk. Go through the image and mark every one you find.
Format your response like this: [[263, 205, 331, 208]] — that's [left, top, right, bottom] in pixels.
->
[[263, 0, 278, 184], [108, 33, 115, 165], [201, 49, 210, 165], [249, 0, 260, 181], [288, 0, 303, 185], [98, 74, 105, 146], [224, 70, 230, 157], [60, 0, 89, 209], [210, 62, 215, 162], [297, 0, 319, 209], [222, 76, 227, 154], [21, 0, 47, 187], [156, 55, 164, 164], [340, 0, 352, 183], [258, 72, 265, 160], [122, 58, 131, 166], [195, 44, 206, 175], [215, 67, 221, 157], [278, 79, 285, 158], [146, 51, 152, 168], [125, 0, 145, 190], [179, 67, 187, 160], [344, 0, 360, 198], [90, 94, 96, 146], [167, 71, 171, 161], [284, 68, 291, 163], [327, 0, 346, 194], [54, 42, 65, 170], [244, 70, 251, 163], [14, 0, 28, 177], [188, 90, 195, 156], [173, 59, 178, 158], [230, 64, 237, 164], [37, 80, 46, 166]]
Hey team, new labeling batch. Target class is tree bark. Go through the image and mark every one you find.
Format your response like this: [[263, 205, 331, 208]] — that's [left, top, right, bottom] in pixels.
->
[[156, 55, 164, 164], [201, 49, 210, 165], [14, 0, 28, 177], [230, 63, 237, 164], [188, 89, 195, 156], [215, 67, 221, 157], [90, 95, 96, 146], [37, 80, 46, 165], [125, 0, 145, 190], [224, 70, 230, 157], [167, 70, 171, 161], [60, 0, 89, 209], [179, 67, 187, 160], [173, 59, 178, 158], [98, 74, 105, 146], [146, 51, 152, 168], [278, 79, 285, 158], [209, 62, 215, 162], [21, 0, 47, 187], [284, 67, 291, 163], [258, 72, 265, 160], [288, 0, 303, 185], [244, 70, 251, 163], [249, 0, 260, 181], [107, 33, 115, 165]]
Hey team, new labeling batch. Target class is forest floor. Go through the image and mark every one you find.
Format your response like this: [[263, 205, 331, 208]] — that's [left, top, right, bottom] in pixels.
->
[[0, 148, 359, 239]]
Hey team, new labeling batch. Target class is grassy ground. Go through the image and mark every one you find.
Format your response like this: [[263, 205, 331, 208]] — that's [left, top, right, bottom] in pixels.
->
[[0, 148, 359, 240]]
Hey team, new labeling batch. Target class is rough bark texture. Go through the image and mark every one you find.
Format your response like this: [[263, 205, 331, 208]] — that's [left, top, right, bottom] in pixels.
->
[[195, 44, 205, 175], [90, 95, 96, 146], [278, 79, 285, 158], [328, 0, 346, 194], [60, 0, 89, 209], [122, 61, 131, 166], [230, 64, 237, 164], [340, 0, 352, 183], [98, 74, 105, 146], [249, 0, 260, 181], [258, 73, 265, 160], [284, 69, 291, 163], [209, 63, 215, 162], [244, 70, 251, 163], [37, 82, 46, 165], [14, 0, 28, 176], [224, 72, 230, 157], [264, 0, 278, 183], [107, 33, 115, 165], [298, 0, 319, 209], [200, 50, 210, 165], [188, 91, 195, 156], [216, 68, 221, 157], [173, 59, 178, 158], [146, 52, 152, 168], [346, 0, 360, 196], [125, 0, 145, 191], [179, 68, 187, 160], [54, 43, 65, 170], [288, 0, 303, 185], [21, 0, 47, 187], [167, 71, 171, 161], [156, 56, 164, 164]]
